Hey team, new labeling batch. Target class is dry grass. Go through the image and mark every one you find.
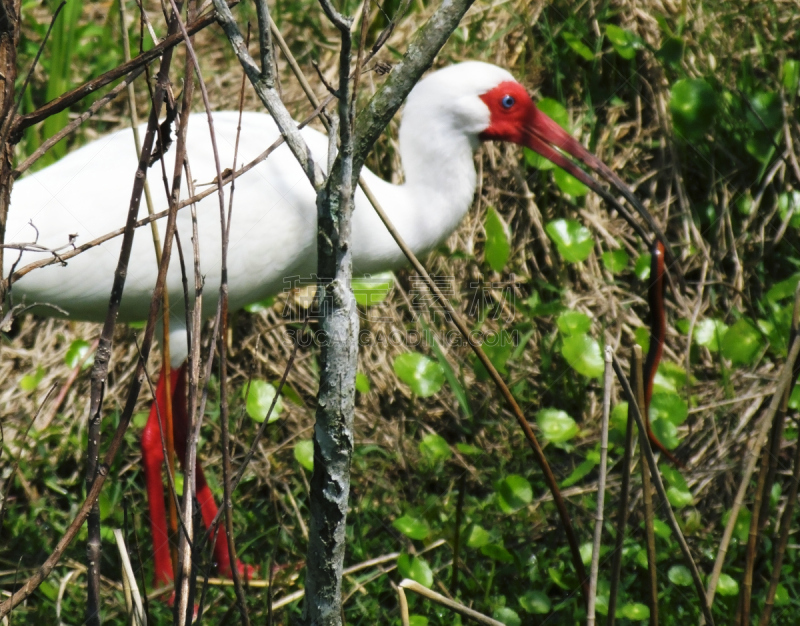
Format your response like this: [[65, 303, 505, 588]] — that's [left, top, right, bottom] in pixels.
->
[[2, 0, 800, 622]]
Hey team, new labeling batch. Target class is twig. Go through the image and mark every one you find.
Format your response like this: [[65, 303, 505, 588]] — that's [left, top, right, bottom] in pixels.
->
[[398, 579, 504, 626], [8, 1, 241, 141], [450, 472, 467, 597], [606, 347, 637, 626], [167, 0, 251, 622], [740, 285, 800, 624], [12, 66, 146, 178], [113, 529, 146, 626], [0, 1, 65, 147], [588, 346, 612, 626], [212, 0, 325, 190], [35, 337, 99, 431], [611, 353, 715, 626], [634, 347, 658, 626], [759, 286, 800, 625], [703, 333, 800, 618], [360, 176, 589, 603], [759, 402, 800, 625]]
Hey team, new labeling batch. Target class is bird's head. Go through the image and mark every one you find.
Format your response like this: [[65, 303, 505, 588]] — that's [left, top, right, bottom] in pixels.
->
[[400, 62, 667, 251]]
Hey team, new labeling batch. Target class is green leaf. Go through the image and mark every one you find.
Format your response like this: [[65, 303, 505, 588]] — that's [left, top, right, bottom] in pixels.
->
[[553, 166, 589, 196], [419, 433, 452, 463], [294, 440, 314, 471], [561, 455, 598, 488], [481, 543, 514, 563], [777, 191, 800, 229], [244, 380, 283, 423], [656, 36, 684, 66], [580, 542, 593, 566], [537, 408, 579, 443], [397, 554, 433, 588], [667, 485, 694, 508], [635, 326, 650, 353], [605, 24, 638, 60], [651, 417, 679, 449], [537, 98, 570, 128], [548, 567, 570, 589], [173, 471, 184, 497], [660, 463, 688, 490], [650, 392, 688, 426], [652, 519, 671, 539], [133, 412, 149, 429], [409, 616, 429, 626], [602, 249, 629, 273], [746, 92, 782, 130], [783, 59, 800, 93], [472, 330, 514, 381], [420, 315, 472, 418], [668, 565, 693, 586], [634, 253, 651, 280], [557, 310, 592, 336], [775, 583, 789, 606], [655, 361, 689, 393], [355, 372, 370, 393], [716, 573, 739, 596], [244, 296, 275, 313], [611, 402, 629, 433], [393, 353, 445, 397], [562, 31, 594, 61], [98, 490, 114, 521], [695, 318, 728, 352], [351, 272, 393, 307], [766, 274, 800, 303], [64, 339, 94, 369], [723, 508, 751, 543], [456, 442, 483, 456], [393, 514, 430, 541], [670, 78, 717, 140], [466, 524, 492, 549], [19, 366, 45, 392], [496, 474, 533, 512], [721, 319, 764, 365], [519, 589, 551, 614], [619, 603, 650, 620], [546, 219, 594, 263], [492, 606, 521, 626], [485, 207, 511, 272], [561, 334, 604, 377]]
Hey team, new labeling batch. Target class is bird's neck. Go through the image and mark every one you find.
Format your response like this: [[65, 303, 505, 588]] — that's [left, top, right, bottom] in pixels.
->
[[397, 117, 479, 243]]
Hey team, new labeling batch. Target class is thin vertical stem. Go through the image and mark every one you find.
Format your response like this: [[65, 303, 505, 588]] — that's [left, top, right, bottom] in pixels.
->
[[634, 346, 658, 626], [607, 352, 638, 626], [450, 472, 467, 597], [588, 346, 613, 626]]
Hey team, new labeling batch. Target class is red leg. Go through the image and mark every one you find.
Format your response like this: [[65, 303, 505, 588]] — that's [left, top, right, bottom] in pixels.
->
[[141, 367, 175, 588], [171, 365, 257, 580]]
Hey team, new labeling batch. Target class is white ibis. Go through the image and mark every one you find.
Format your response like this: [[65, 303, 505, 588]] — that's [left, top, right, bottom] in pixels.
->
[[5, 61, 659, 587]]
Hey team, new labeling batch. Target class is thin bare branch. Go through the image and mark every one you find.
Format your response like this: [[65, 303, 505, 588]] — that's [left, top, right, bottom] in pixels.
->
[[612, 353, 715, 626], [588, 346, 612, 626]]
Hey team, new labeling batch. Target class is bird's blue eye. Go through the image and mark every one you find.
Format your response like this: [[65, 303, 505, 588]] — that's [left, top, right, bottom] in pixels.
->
[[501, 95, 515, 109]]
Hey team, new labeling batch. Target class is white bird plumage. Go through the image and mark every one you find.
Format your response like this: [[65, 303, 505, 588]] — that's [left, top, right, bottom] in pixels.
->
[[6, 62, 516, 368], [5, 60, 662, 589]]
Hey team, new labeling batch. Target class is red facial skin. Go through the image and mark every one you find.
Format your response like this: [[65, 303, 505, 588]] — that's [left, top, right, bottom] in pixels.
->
[[479, 81, 626, 196]]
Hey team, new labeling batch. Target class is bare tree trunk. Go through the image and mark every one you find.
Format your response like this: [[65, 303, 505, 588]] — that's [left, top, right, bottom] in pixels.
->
[[0, 0, 20, 305], [303, 9, 356, 622]]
